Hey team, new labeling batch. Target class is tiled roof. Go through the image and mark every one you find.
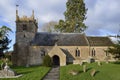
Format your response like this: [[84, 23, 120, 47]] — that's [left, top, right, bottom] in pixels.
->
[[87, 37, 114, 46], [30, 32, 88, 46], [30, 32, 114, 46]]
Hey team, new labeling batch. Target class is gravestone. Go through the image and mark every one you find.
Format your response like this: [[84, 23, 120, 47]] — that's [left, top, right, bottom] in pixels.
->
[[0, 63, 20, 78], [80, 61, 83, 66], [87, 57, 95, 63], [83, 65, 86, 72], [90, 69, 96, 77], [69, 70, 79, 75], [97, 61, 101, 66], [106, 61, 109, 64]]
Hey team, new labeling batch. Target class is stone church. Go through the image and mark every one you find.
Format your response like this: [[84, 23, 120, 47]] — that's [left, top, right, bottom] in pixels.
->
[[12, 10, 114, 66]]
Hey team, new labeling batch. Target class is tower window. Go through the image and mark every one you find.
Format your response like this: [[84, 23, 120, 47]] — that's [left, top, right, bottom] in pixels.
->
[[23, 24, 27, 31], [91, 48, 96, 56], [75, 48, 80, 57]]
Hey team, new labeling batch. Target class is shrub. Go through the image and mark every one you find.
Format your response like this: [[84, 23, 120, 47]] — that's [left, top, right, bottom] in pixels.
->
[[43, 55, 52, 67], [112, 60, 120, 64]]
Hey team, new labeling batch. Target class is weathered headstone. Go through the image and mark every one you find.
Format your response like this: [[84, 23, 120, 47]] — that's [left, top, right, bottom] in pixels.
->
[[90, 69, 96, 77], [26, 64, 30, 67], [80, 61, 83, 66], [83, 65, 86, 72], [87, 57, 95, 63], [0, 63, 17, 77], [106, 61, 109, 64], [69, 70, 79, 75], [97, 61, 101, 66]]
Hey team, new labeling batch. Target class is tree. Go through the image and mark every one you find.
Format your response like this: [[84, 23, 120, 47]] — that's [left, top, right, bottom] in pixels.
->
[[0, 26, 12, 58], [43, 55, 52, 67], [42, 21, 58, 32], [106, 40, 120, 60], [55, 0, 87, 33]]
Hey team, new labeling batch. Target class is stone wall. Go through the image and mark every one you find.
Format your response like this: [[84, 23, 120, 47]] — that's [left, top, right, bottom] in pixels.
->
[[12, 43, 29, 66], [59, 46, 89, 62], [28, 46, 90, 66], [12, 45, 114, 66], [28, 46, 52, 65], [16, 32, 35, 43], [90, 46, 114, 61], [16, 21, 37, 33]]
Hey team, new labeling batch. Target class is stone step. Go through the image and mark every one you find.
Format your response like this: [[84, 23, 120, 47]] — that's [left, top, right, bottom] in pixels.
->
[[42, 66, 60, 80], [51, 68, 59, 70], [53, 68, 59, 70], [45, 76, 59, 79], [46, 74, 59, 77], [47, 73, 59, 76], [51, 69, 59, 71], [43, 79, 59, 80], [48, 70, 59, 72], [50, 70, 60, 73]]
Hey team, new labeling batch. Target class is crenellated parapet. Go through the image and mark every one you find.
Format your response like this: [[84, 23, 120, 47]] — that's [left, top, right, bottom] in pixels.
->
[[16, 10, 38, 23], [15, 5, 38, 24], [17, 15, 36, 22]]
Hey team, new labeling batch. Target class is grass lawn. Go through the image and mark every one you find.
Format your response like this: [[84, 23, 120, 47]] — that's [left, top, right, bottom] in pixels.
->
[[0, 65, 50, 80], [60, 62, 120, 80]]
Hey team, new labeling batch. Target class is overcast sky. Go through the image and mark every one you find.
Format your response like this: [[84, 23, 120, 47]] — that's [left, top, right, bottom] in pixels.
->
[[0, 0, 120, 50]]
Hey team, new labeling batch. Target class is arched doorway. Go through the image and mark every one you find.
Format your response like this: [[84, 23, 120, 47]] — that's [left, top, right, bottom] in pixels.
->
[[52, 55, 60, 66]]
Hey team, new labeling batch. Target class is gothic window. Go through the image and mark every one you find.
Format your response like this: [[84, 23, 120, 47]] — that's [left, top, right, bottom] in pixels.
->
[[23, 24, 27, 31], [92, 48, 95, 56], [75, 48, 80, 57], [75, 49, 77, 57], [77, 50, 80, 56], [106, 51, 109, 56]]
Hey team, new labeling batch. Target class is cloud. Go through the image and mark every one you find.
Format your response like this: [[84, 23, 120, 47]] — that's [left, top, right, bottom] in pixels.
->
[[85, 0, 120, 36]]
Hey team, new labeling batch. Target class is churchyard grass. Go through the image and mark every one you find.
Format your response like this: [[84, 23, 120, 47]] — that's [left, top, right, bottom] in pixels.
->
[[60, 62, 120, 80], [0, 61, 51, 80]]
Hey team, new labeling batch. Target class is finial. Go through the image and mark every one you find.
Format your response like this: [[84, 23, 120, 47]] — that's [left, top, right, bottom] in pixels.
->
[[31, 10, 34, 19], [16, 5, 19, 15], [16, 4, 19, 21], [16, 5, 19, 10]]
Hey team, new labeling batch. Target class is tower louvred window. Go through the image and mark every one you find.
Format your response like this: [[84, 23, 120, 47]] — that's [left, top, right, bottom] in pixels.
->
[[23, 24, 27, 31]]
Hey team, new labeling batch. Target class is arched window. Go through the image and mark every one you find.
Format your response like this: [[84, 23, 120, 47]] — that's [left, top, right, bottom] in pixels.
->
[[75, 49, 78, 57], [77, 50, 80, 56], [75, 48, 80, 57], [41, 50, 45, 56], [106, 51, 109, 56], [92, 48, 95, 56]]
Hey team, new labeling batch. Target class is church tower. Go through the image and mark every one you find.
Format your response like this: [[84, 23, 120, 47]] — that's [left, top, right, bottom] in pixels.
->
[[16, 9, 38, 42], [12, 5, 38, 66]]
